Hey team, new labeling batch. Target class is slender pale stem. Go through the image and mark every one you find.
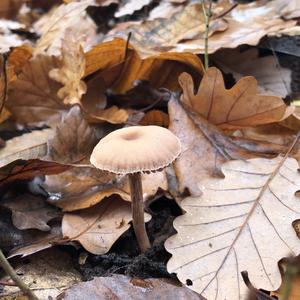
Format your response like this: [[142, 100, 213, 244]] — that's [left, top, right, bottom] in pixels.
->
[[128, 173, 151, 252], [0, 249, 38, 300], [202, 0, 212, 70]]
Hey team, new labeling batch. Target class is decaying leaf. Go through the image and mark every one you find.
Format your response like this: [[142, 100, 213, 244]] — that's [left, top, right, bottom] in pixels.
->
[[140, 110, 169, 127], [7, 55, 66, 127], [166, 156, 300, 299], [212, 48, 292, 98], [1, 194, 60, 231], [0, 129, 54, 168], [59, 274, 203, 300], [115, 0, 152, 18], [46, 105, 97, 164], [168, 98, 285, 195], [85, 38, 204, 94], [62, 197, 133, 255], [109, 1, 296, 56], [179, 67, 293, 129], [49, 34, 87, 105], [0, 159, 70, 187], [33, 0, 97, 56], [44, 166, 167, 211]]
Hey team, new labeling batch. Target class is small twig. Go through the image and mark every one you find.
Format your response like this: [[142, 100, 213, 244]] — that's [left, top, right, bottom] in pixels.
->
[[0, 53, 8, 115], [0, 249, 38, 300], [201, 0, 212, 70]]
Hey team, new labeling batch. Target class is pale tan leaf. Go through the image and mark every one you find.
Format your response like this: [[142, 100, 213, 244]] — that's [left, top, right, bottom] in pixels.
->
[[212, 48, 292, 98], [46, 105, 97, 164], [179, 67, 293, 130], [45, 167, 167, 211], [168, 99, 285, 195], [49, 34, 87, 105], [0, 129, 54, 168], [33, 0, 97, 56], [165, 156, 300, 299], [7, 55, 66, 127], [60, 274, 203, 300], [62, 197, 132, 255], [115, 0, 152, 18]]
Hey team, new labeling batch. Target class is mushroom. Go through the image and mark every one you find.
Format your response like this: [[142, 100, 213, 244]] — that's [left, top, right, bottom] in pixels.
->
[[90, 125, 181, 252]]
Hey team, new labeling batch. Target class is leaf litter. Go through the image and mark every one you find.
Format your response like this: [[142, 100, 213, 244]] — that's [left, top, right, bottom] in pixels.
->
[[0, 0, 299, 299]]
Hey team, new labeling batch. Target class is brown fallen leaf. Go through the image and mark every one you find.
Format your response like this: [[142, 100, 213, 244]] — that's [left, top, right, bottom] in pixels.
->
[[8, 224, 63, 258], [212, 48, 292, 98], [108, 2, 229, 58], [139, 110, 169, 127], [49, 33, 87, 105], [44, 166, 167, 211], [58, 274, 203, 300], [0, 159, 70, 187], [168, 98, 285, 195], [0, 129, 54, 168], [46, 105, 97, 164], [1, 194, 60, 231], [85, 38, 204, 94], [179, 67, 293, 130], [33, 0, 97, 56], [165, 156, 300, 300], [62, 197, 133, 255], [7, 55, 66, 127]]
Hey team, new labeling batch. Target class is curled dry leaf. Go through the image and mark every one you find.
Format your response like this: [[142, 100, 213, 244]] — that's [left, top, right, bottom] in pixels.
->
[[85, 38, 204, 94], [179, 68, 293, 130], [168, 98, 285, 195], [0, 159, 70, 187], [59, 274, 203, 300], [49, 34, 87, 105], [7, 55, 66, 127], [46, 105, 97, 164], [1, 194, 60, 231], [0, 128, 54, 168], [165, 156, 300, 299], [44, 167, 167, 211], [62, 197, 133, 255]]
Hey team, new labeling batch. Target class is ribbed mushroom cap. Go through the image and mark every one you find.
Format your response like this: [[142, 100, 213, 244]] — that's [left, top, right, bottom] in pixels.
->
[[90, 126, 181, 174]]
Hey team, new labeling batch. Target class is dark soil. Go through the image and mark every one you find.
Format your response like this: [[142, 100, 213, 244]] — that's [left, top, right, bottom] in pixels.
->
[[75, 197, 182, 281]]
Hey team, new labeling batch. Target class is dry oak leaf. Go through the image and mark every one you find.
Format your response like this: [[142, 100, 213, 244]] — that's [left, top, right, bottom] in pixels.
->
[[62, 197, 139, 255], [60, 274, 203, 300], [168, 99, 285, 195], [179, 67, 294, 130], [45, 166, 167, 211], [7, 55, 66, 127], [165, 156, 300, 300], [33, 0, 97, 56], [49, 34, 87, 105], [1, 194, 60, 231], [0, 159, 70, 187], [109, 2, 229, 58], [115, 0, 152, 18], [0, 128, 54, 168], [46, 105, 97, 164], [85, 38, 204, 94]]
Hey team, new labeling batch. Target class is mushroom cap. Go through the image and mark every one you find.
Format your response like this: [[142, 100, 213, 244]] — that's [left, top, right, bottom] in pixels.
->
[[90, 125, 181, 174]]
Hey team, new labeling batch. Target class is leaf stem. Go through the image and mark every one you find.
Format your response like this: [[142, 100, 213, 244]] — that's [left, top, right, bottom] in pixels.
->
[[201, 0, 212, 70], [0, 249, 38, 300]]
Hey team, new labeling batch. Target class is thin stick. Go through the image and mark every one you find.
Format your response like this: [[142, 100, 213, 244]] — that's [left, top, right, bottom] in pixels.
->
[[0, 249, 38, 300], [128, 173, 151, 252], [201, 0, 212, 70]]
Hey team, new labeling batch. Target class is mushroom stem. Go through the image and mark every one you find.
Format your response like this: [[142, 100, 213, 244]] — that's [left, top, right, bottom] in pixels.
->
[[128, 173, 151, 252]]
